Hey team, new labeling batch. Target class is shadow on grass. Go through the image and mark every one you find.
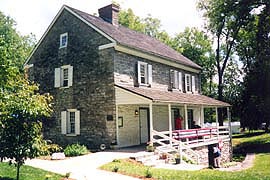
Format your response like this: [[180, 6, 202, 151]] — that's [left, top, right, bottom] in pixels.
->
[[0, 177, 15, 180], [233, 131, 265, 138]]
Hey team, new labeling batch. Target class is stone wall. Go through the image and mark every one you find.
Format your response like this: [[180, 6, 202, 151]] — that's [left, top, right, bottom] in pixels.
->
[[114, 51, 200, 92], [27, 9, 116, 149], [184, 140, 232, 166]]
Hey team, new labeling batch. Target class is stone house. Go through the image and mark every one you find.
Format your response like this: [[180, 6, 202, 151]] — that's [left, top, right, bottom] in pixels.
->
[[25, 4, 232, 164]]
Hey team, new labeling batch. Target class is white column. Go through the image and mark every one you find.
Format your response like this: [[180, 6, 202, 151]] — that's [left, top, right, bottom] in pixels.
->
[[184, 104, 188, 129], [168, 104, 172, 145], [149, 103, 153, 143], [200, 106, 204, 127], [227, 107, 232, 139], [216, 107, 219, 139], [116, 105, 119, 146]]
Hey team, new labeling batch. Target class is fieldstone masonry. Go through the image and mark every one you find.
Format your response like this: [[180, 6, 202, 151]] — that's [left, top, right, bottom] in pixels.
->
[[28, 9, 116, 149], [185, 140, 232, 165]]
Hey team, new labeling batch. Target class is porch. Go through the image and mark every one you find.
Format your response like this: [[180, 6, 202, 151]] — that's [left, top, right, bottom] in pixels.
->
[[115, 85, 231, 164]]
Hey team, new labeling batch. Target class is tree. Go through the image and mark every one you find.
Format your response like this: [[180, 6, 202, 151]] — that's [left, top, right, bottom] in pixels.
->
[[0, 11, 50, 180], [0, 78, 52, 180], [255, 2, 270, 131], [172, 27, 216, 96], [0, 11, 35, 87], [118, 8, 172, 45], [198, 0, 259, 125]]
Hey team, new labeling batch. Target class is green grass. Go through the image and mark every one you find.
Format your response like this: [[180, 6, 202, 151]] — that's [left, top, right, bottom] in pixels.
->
[[100, 131, 270, 180], [0, 162, 62, 180]]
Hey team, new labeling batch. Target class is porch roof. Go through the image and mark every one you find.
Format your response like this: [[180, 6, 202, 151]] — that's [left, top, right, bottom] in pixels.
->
[[116, 85, 230, 107]]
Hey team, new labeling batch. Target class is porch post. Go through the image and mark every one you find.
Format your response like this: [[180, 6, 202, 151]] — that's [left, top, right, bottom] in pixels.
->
[[168, 104, 172, 145], [227, 107, 232, 139], [184, 104, 188, 129], [200, 106, 204, 127], [116, 105, 119, 146], [215, 107, 219, 139], [149, 103, 153, 143], [227, 106, 233, 160]]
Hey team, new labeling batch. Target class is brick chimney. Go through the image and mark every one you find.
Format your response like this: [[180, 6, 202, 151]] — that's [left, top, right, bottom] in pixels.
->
[[98, 4, 120, 26]]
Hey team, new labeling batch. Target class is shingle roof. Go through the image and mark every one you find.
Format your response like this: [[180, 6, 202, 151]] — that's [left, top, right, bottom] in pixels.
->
[[66, 6, 201, 70], [116, 85, 230, 107]]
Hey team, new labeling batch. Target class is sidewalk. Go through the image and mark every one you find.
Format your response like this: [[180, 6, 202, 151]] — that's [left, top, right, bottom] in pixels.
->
[[26, 152, 139, 180]]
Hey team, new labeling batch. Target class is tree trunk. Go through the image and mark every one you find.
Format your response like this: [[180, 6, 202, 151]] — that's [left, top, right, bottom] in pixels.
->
[[16, 163, 20, 180]]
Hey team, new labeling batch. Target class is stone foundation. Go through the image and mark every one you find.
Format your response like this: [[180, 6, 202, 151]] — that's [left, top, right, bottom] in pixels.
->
[[184, 140, 232, 166]]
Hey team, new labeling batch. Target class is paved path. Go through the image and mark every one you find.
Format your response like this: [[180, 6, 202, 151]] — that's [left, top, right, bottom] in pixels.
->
[[219, 153, 255, 171], [25, 152, 139, 180]]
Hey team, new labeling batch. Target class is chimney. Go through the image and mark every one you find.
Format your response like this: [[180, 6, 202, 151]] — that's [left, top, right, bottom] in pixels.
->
[[98, 4, 120, 26]]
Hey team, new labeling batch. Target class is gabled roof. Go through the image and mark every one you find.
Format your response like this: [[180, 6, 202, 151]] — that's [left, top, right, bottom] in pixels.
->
[[25, 5, 201, 70], [67, 6, 201, 70], [116, 84, 230, 107]]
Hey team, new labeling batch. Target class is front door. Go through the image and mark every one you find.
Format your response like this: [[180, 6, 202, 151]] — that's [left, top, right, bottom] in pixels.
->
[[139, 108, 150, 143]]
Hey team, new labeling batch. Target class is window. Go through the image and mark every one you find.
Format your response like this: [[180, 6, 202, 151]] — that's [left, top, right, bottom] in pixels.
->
[[185, 74, 197, 93], [61, 109, 80, 135], [59, 33, 68, 48], [171, 70, 183, 91], [68, 112, 75, 134], [137, 61, 152, 86], [54, 65, 73, 88], [185, 74, 191, 93]]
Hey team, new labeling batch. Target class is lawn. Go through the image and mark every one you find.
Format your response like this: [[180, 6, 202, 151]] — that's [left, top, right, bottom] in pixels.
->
[[0, 162, 62, 180], [100, 131, 270, 180]]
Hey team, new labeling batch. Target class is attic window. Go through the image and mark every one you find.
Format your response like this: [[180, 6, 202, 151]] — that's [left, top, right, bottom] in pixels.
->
[[60, 33, 68, 48]]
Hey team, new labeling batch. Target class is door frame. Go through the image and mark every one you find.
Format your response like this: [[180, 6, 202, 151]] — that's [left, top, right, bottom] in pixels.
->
[[139, 107, 150, 144]]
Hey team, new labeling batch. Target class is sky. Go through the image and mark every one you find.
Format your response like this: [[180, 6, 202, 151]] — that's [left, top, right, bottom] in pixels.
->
[[0, 0, 204, 40]]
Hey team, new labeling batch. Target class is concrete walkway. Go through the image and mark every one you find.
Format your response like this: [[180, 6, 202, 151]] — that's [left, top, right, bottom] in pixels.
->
[[219, 153, 255, 171], [25, 151, 139, 180]]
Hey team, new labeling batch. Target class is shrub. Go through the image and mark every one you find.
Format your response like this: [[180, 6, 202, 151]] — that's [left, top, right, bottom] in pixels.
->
[[47, 143, 62, 154], [33, 139, 63, 156], [145, 168, 152, 178], [64, 143, 89, 157], [113, 166, 119, 172]]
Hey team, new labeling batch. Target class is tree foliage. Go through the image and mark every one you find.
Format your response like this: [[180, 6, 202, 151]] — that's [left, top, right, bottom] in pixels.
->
[[0, 11, 51, 180], [0, 78, 52, 180], [198, 0, 263, 125], [0, 11, 35, 88], [239, 2, 270, 131], [118, 8, 172, 45], [172, 27, 215, 96]]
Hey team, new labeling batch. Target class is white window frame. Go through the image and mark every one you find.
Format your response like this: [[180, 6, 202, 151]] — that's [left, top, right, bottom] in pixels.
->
[[61, 109, 80, 135], [55, 65, 73, 88], [191, 75, 196, 93], [185, 74, 191, 93], [138, 61, 152, 86], [59, 32, 68, 48]]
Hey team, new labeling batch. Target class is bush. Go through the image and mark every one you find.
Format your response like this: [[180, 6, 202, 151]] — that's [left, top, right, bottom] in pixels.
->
[[33, 139, 63, 156], [64, 143, 89, 157], [145, 168, 152, 178]]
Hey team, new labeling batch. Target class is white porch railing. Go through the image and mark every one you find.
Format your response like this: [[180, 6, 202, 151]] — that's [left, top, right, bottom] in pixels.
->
[[151, 126, 230, 164], [152, 130, 200, 164]]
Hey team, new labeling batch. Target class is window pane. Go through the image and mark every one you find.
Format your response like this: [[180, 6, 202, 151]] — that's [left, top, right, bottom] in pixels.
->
[[62, 68, 69, 87], [140, 64, 146, 84], [69, 112, 75, 134], [62, 36, 67, 46]]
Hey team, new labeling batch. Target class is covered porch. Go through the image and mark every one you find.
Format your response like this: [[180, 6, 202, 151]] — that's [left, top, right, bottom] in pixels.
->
[[115, 85, 231, 164]]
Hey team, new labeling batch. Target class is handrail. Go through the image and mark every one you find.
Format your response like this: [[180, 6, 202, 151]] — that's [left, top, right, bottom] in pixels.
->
[[152, 130, 200, 164]]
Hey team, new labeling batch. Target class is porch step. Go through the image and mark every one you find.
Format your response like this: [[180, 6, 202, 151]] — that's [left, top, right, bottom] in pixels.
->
[[129, 151, 156, 162]]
